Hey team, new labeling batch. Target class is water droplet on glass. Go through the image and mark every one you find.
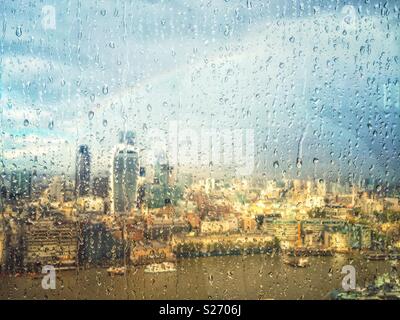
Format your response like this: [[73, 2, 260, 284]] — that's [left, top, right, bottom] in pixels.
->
[[23, 119, 29, 126], [246, 0, 252, 9], [88, 111, 94, 120], [224, 25, 231, 37], [296, 158, 302, 169], [16, 26, 22, 37]]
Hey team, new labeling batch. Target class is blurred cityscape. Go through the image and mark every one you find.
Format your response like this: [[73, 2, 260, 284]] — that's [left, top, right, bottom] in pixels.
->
[[1, 130, 400, 274]]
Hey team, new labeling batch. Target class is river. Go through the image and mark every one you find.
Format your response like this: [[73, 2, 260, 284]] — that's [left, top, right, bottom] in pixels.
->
[[0, 253, 397, 300]]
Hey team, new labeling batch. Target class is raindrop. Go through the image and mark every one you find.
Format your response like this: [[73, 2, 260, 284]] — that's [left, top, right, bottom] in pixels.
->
[[313, 158, 319, 164], [88, 111, 94, 120], [273, 161, 279, 169], [23, 119, 29, 127], [296, 158, 302, 169], [224, 25, 231, 37], [102, 119, 108, 127], [48, 121, 54, 130], [15, 26, 22, 37], [102, 85, 109, 95], [208, 274, 214, 285], [246, 0, 252, 9]]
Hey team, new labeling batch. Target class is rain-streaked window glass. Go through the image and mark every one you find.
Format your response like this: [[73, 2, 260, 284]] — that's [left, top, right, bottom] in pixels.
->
[[0, 0, 399, 301]]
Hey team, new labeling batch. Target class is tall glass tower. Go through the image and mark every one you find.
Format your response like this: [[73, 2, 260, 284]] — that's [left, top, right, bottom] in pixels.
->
[[75, 145, 91, 197], [0, 173, 5, 212], [111, 131, 139, 215], [10, 170, 32, 200]]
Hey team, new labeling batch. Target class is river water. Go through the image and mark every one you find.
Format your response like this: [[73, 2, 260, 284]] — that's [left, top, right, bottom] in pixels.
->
[[0, 253, 397, 300]]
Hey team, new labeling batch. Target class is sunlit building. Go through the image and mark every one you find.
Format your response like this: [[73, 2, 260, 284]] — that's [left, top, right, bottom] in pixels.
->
[[47, 176, 65, 202], [24, 219, 78, 270], [110, 131, 140, 215]]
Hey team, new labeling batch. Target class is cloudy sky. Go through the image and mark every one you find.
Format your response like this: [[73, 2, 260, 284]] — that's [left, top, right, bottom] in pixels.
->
[[0, 0, 399, 184]]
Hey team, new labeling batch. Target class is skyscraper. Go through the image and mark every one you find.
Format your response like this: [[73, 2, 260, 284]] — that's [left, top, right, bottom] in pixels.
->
[[111, 131, 139, 215], [75, 145, 91, 197], [10, 170, 32, 201], [0, 173, 6, 212], [93, 176, 109, 198]]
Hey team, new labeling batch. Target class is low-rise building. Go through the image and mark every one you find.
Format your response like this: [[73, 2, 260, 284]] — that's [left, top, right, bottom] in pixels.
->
[[304, 196, 325, 208], [384, 197, 400, 212], [241, 216, 257, 232], [77, 196, 105, 214], [303, 224, 325, 247], [200, 216, 239, 235], [24, 220, 78, 270], [0, 224, 5, 269], [359, 198, 384, 214], [146, 216, 190, 240], [262, 221, 299, 249], [325, 232, 350, 250], [185, 213, 201, 229], [130, 242, 175, 265]]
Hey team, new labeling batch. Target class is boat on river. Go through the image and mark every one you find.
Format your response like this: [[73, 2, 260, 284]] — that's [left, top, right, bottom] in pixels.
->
[[144, 262, 176, 273], [107, 266, 126, 276], [283, 256, 310, 268]]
